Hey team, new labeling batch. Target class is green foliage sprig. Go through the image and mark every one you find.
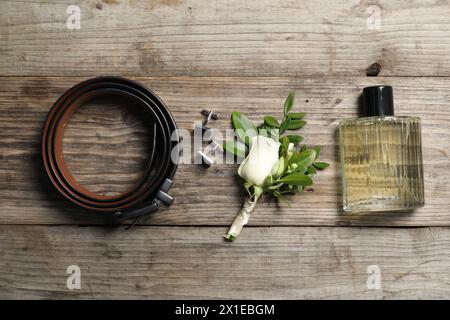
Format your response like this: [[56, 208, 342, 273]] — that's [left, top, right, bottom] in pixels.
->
[[223, 92, 329, 200]]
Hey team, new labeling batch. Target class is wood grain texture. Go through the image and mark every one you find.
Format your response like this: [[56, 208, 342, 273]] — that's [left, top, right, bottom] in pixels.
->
[[1, 225, 450, 299], [0, 76, 449, 226], [2, 0, 450, 77], [2, 0, 450, 301]]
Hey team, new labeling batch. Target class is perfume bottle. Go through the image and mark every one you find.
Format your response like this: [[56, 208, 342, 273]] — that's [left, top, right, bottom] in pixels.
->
[[339, 86, 424, 212]]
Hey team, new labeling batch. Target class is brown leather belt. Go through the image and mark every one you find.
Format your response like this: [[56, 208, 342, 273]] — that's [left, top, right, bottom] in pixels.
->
[[42, 77, 178, 222]]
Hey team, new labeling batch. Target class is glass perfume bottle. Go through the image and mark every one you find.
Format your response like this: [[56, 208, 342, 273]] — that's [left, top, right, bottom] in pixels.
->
[[339, 86, 424, 212]]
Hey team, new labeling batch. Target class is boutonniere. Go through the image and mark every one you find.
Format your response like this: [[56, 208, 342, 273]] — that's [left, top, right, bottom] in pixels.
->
[[222, 92, 329, 241]]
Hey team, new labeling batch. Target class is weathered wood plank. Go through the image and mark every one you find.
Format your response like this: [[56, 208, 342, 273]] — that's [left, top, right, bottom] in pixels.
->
[[0, 76, 449, 226], [1, 225, 450, 299], [2, 0, 450, 76]]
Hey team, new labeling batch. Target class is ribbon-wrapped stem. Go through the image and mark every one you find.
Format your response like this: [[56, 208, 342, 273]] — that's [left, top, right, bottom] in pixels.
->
[[224, 193, 261, 241]]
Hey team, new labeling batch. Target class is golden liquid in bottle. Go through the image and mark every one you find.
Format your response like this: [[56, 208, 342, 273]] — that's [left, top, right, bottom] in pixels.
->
[[339, 116, 424, 212]]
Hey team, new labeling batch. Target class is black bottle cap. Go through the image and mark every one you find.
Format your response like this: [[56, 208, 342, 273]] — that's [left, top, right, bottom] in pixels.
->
[[363, 85, 394, 117]]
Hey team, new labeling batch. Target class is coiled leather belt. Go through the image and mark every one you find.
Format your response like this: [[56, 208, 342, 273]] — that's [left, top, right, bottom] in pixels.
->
[[42, 77, 178, 222]]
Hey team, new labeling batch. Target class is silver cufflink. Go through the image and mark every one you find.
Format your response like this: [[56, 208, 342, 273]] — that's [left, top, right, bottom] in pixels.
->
[[198, 137, 222, 167], [195, 109, 221, 167], [196, 109, 219, 134]]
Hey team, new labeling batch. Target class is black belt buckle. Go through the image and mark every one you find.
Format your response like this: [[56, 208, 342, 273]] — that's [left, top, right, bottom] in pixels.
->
[[113, 178, 174, 223]]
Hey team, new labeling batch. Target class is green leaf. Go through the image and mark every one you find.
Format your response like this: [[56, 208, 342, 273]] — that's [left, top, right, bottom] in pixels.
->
[[268, 182, 284, 190], [287, 120, 307, 130], [222, 140, 246, 158], [306, 165, 317, 174], [284, 92, 295, 115], [279, 172, 313, 186], [292, 149, 317, 169], [264, 116, 280, 128], [231, 112, 257, 145], [258, 126, 278, 140], [300, 144, 307, 152], [313, 162, 330, 170], [298, 150, 317, 168], [314, 146, 321, 160], [231, 112, 256, 132], [286, 135, 304, 145], [273, 190, 282, 198], [279, 118, 290, 134], [288, 112, 306, 119], [278, 136, 290, 157], [263, 175, 274, 186]]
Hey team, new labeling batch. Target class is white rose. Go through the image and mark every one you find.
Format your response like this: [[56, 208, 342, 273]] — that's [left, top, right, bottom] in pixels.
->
[[238, 135, 281, 186]]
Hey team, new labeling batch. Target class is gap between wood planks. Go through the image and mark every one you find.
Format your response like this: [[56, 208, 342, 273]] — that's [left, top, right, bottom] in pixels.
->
[[4, 75, 450, 78]]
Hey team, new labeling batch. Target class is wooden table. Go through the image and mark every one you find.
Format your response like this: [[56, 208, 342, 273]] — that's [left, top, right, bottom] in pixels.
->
[[1, 0, 450, 299]]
